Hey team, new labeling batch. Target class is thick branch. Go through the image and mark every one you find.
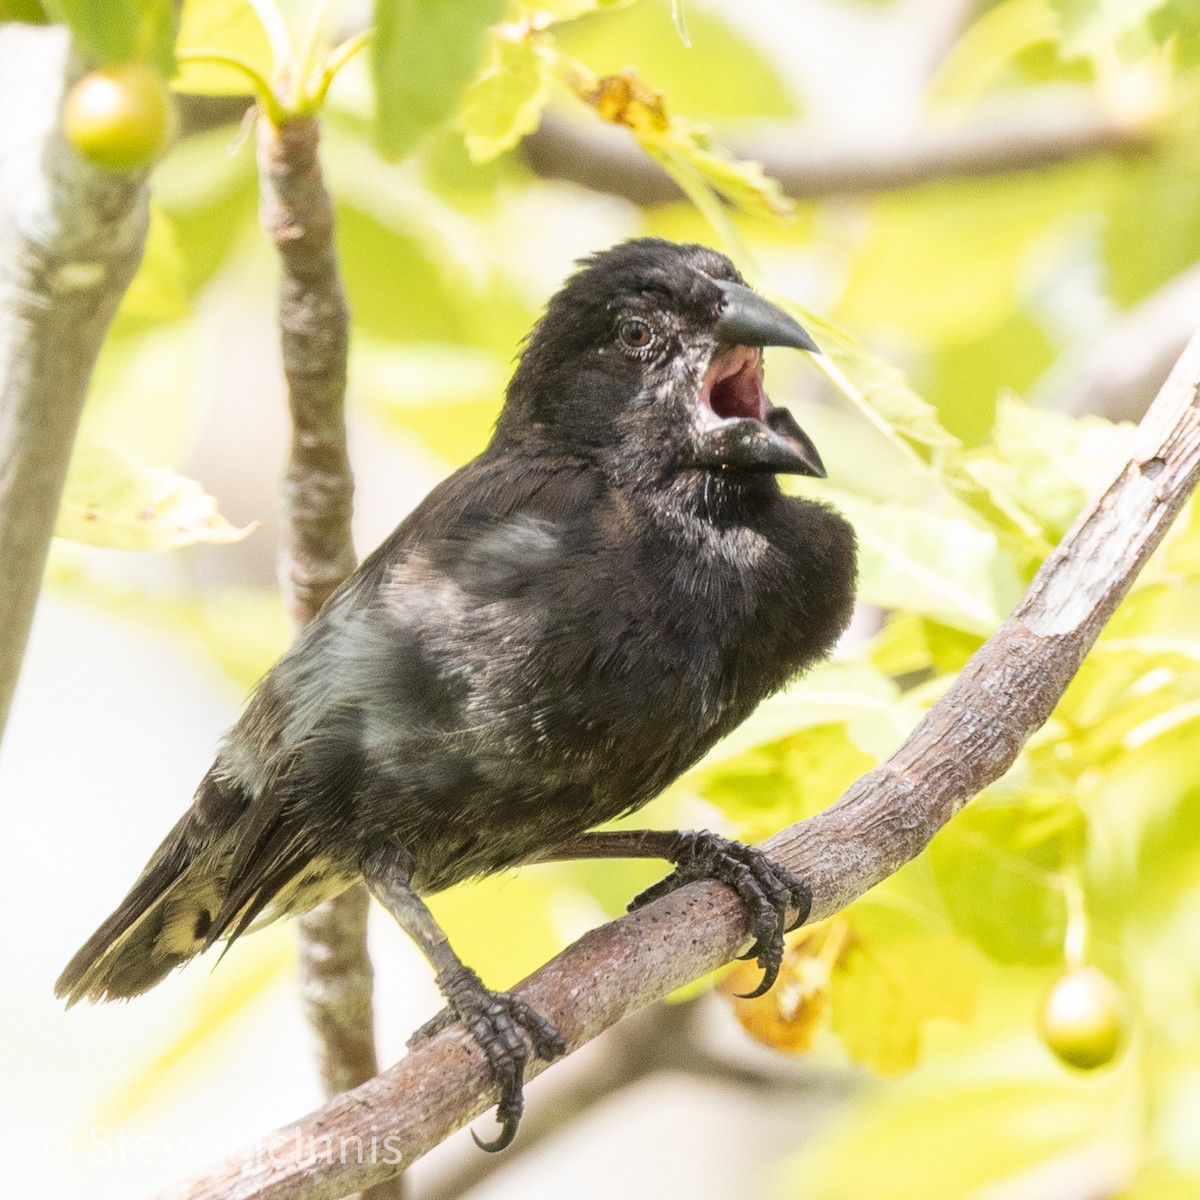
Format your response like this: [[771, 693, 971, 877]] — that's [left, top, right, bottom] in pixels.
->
[[157, 327, 1200, 1200], [0, 26, 150, 739], [257, 114, 398, 1200], [524, 95, 1154, 205]]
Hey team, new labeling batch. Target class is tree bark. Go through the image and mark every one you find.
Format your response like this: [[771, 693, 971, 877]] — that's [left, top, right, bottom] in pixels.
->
[[0, 25, 150, 741]]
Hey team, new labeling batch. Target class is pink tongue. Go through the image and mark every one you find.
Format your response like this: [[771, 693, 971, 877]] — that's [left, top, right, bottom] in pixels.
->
[[709, 359, 762, 421]]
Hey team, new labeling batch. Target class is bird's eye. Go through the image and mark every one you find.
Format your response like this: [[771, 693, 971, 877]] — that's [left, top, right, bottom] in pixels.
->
[[618, 317, 653, 350]]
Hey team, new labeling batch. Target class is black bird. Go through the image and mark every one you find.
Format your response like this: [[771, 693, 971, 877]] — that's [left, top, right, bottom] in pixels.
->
[[57, 238, 857, 1149]]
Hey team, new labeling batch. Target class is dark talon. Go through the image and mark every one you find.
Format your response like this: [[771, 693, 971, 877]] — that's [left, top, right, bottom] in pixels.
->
[[473, 1117, 517, 1153], [419, 965, 565, 1151], [627, 831, 810, 999]]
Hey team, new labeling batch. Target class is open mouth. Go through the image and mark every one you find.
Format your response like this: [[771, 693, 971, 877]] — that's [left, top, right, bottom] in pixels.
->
[[700, 345, 765, 424]]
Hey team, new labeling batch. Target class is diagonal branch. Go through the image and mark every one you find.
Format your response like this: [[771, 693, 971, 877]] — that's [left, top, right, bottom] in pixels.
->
[[0, 25, 151, 741], [156, 329, 1200, 1200]]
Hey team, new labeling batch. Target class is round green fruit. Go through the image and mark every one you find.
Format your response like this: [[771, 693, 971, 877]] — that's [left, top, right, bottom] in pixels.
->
[[1039, 965, 1127, 1071], [63, 63, 175, 172]]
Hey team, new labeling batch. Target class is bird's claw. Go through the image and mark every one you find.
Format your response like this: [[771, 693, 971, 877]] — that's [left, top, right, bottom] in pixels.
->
[[413, 965, 565, 1152], [628, 831, 810, 999]]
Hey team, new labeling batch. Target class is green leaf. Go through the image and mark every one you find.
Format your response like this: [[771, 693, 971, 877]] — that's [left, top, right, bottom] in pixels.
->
[[565, 62, 792, 218], [927, 0, 1060, 110], [110, 202, 190, 332], [53, 0, 176, 73], [831, 894, 978, 1074], [782, 305, 962, 476], [869, 611, 936, 681], [928, 791, 1083, 964], [174, 0, 274, 95], [1123, 1165, 1200, 1200], [459, 30, 553, 162], [695, 659, 910, 771], [372, 0, 507, 159], [834, 178, 1082, 346], [57, 439, 254, 551], [1051, 0, 1170, 59], [44, 572, 290, 688], [351, 337, 508, 465], [814, 486, 1024, 636], [693, 724, 876, 847], [352, 337, 508, 409], [656, 131, 793, 218], [0, 0, 50, 22], [1096, 582, 1200, 667], [194, 588, 290, 687], [961, 397, 1133, 545]]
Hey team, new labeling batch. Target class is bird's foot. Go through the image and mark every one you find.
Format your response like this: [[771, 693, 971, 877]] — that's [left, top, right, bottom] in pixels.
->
[[628, 831, 810, 999], [408, 964, 566, 1152]]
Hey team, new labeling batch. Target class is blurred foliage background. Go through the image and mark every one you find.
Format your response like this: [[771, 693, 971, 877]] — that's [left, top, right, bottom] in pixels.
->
[[5, 0, 1200, 1197]]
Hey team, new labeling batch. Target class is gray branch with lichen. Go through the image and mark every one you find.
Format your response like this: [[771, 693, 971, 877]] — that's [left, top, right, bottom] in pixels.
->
[[0, 24, 151, 741]]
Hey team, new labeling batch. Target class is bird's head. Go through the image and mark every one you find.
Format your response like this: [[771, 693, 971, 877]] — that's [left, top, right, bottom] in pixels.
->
[[498, 238, 826, 483]]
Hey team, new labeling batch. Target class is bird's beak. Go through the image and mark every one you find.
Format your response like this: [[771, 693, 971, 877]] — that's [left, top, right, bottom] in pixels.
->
[[713, 281, 820, 355], [689, 281, 825, 478]]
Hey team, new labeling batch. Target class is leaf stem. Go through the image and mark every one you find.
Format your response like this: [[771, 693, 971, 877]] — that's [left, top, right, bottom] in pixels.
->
[[175, 50, 284, 125], [650, 145, 758, 279], [309, 28, 373, 110], [292, 0, 338, 110], [1062, 865, 1088, 967]]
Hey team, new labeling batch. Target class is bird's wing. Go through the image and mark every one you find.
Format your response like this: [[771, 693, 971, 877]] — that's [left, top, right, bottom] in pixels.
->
[[202, 451, 601, 937]]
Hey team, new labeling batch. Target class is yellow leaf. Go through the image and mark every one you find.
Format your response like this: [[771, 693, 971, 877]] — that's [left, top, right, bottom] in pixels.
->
[[574, 67, 670, 136], [58, 440, 255, 551], [722, 920, 850, 1054]]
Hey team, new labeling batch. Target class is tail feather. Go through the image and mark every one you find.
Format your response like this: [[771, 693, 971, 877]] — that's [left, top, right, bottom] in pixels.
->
[[56, 766, 345, 1006], [55, 817, 221, 1006]]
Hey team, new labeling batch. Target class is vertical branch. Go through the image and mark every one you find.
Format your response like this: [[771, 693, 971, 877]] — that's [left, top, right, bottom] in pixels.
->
[[256, 115, 355, 626], [256, 113, 401, 1200], [296, 879, 380, 1096], [0, 26, 150, 741]]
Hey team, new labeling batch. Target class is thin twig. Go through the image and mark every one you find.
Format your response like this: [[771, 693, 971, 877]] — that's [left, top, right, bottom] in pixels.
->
[[256, 114, 355, 628], [523, 96, 1155, 205], [155, 326, 1200, 1200], [256, 112, 401, 1200], [0, 26, 151, 741]]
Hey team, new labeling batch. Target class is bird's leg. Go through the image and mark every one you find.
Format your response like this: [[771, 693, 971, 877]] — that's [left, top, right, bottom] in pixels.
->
[[360, 846, 566, 1152], [535, 830, 810, 999]]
